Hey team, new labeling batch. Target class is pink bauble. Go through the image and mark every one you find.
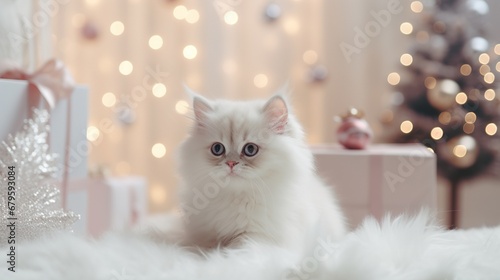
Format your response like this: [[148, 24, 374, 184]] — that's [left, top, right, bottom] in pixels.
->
[[337, 117, 373, 149]]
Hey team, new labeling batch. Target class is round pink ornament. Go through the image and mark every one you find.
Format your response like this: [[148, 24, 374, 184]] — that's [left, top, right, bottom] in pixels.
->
[[336, 108, 373, 149]]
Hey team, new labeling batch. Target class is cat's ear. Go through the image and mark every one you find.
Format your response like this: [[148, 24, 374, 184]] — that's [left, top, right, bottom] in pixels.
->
[[263, 95, 288, 134], [183, 84, 212, 126]]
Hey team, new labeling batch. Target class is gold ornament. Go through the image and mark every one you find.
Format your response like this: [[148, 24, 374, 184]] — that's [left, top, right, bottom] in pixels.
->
[[427, 79, 460, 110], [442, 135, 479, 168]]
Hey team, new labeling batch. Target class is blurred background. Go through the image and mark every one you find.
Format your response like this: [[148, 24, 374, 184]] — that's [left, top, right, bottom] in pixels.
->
[[1, 0, 499, 229]]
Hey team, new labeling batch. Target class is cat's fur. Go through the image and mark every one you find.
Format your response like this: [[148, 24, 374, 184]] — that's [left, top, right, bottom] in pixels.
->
[[177, 93, 346, 250]]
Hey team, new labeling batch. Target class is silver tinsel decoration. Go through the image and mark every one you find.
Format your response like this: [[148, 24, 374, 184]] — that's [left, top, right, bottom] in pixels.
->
[[0, 109, 79, 245]]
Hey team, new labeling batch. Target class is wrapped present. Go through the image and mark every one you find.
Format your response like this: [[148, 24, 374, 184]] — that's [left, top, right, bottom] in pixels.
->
[[68, 177, 148, 237], [312, 143, 437, 229]]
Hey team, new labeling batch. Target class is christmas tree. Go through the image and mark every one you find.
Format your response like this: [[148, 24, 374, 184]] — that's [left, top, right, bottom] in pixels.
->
[[382, 0, 500, 228]]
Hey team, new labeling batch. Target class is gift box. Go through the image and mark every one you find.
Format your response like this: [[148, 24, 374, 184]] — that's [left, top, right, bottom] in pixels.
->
[[68, 177, 148, 236], [0, 78, 88, 179], [312, 143, 437, 229]]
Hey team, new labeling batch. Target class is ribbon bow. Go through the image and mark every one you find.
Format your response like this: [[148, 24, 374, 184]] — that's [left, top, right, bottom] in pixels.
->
[[0, 59, 75, 210]]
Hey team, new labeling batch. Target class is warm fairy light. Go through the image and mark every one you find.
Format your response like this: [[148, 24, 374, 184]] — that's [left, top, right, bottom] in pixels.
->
[[254, 74, 269, 88], [152, 83, 167, 98], [496, 62, 500, 72], [86, 126, 100, 142], [186, 9, 200, 24], [484, 89, 496, 101], [495, 44, 500, 55], [400, 120, 413, 134], [463, 123, 475, 134], [479, 64, 490, 75], [175, 100, 189, 114], [149, 35, 163, 50], [151, 143, 166, 158], [453, 145, 467, 158], [110, 21, 124, 36], [400, 22, 413, 35], [410, 1, 423, 13], [485, 123, 498, 136], [430, 127, 443, 140], [460, 64, 472, 76], [150, 183, 168, 206], [72, 13, 86, 28], [284, 17, 300, 34], [484, 72, 495, 84], [400, 53, 413, 66], [438, 111, 451, 125], [455, 92, 468, 104], [102, 92, 117, 107], [465, 112, 477, 124], [173, 5, 188, 20], [183, 45, 198, 59], [424, 77, 437, 89], [119, 60, 133, 75], [303, 50, 318, 65], [427, 147, 435, 153], [479, 53, 490, 64], [224, 11, 239, 25], [416, 31, 429, 42], [387, 72, 401, 85]]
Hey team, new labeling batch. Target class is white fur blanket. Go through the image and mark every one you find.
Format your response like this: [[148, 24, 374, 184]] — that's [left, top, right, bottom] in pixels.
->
[[1, 212, 499, 280]]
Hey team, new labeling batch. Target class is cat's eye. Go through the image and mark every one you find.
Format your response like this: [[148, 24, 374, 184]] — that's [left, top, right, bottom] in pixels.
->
[[211, 142, 225, 156], [242, 143, 259, 157]]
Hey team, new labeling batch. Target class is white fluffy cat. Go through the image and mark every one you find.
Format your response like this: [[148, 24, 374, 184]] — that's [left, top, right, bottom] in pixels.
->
[[177, 93, 346, 250]]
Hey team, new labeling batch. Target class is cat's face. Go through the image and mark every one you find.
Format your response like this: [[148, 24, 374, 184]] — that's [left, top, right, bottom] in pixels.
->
[[179, 95, 300, 190]]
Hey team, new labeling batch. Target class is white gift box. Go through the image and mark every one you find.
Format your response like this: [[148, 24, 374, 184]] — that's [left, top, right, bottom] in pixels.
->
[[68, 177, 148, 237], [312, 144, 437, 229], [0, 78, 88, 179]]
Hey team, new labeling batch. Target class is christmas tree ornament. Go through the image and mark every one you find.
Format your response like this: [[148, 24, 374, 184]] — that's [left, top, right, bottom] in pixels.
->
[[81, 20, 99, 40], [307, 64, 328, 83], [0, 109, 79, 245], [441, 135, 479, 168], [336, 108, 373, 150], [427, 79, 460, 110], [264, 2, 281, 22], [116, 103, 136, 125]]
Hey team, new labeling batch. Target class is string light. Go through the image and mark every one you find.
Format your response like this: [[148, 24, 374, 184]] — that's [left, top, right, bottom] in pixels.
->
[[438, 111, 451, 125], [460, 64, 472, 76], [152, 143, 167, 158], [387, 72, 400, 85], [430, 127, 443, 140], [424, 77, 436, 89], [284, 17, 300, 34], [465, 112, 477, 124], [149, 35, 163, 50], [224, 11, 238, 25], [102, 92, 117, 107], [463, 123, 475, 134], [479, 64, 490, 75], [400, 120, 413, 134], [496, 62, 500, 72], [479, 53, 490, 64], [152, 83, 167, 98], [484, 89, 496, 101], [400, 53, 413, 66], [455, 92, 467, 104], [186, 9, 200, 24], [173, 5, 188, 20], [303, 50, 318, 65], [86, 126, 100, 142], [183, 45, 198, 59], [485, 123, 498, 136], [254, 74, 268, 88], [453, 144, 467, 158], [110, 21, 124, 36], [495, 44, 500, 55], [175, 100, 189, 114], [400, 22, 413, 35], [119, 60, 133, 75], [410, 1, 423, 13], [484, 72, 495, 84]]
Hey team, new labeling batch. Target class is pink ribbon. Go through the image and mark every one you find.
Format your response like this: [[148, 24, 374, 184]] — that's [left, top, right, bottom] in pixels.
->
[[0, 59, 75, 210]]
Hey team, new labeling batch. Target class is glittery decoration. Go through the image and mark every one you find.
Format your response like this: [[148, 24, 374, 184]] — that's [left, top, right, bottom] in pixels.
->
[[0, 109, 79, 245]]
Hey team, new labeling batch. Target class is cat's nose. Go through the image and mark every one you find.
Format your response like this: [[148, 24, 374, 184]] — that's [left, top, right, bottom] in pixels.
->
[[226, 161, 239, 169]]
